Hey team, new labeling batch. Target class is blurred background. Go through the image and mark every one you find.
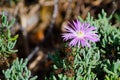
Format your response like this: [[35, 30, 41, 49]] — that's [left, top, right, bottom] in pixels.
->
[[0, 0, 120, 79]]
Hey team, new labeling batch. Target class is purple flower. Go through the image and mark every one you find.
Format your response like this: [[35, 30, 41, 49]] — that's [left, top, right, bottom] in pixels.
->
[[62, 19, 99, 47]]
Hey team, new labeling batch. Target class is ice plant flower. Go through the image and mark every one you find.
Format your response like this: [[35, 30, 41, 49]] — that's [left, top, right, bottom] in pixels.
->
[[62, 19, 99, 47]]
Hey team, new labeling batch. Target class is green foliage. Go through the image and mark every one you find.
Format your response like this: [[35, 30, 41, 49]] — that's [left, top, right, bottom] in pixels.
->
[[79, 9, 120, 79], [79, 10, 120, 59], [102, 59, 120, 80], [45, 50, 74, 80], [0, 13, 37, 80], [73, 47, 100, 80], [3, 58, 37, 80], [0, 12, 18, 56], [48, 52, 64, 68], [45, 46, 100, 80], [114, 13, 120, 23], [45, 10, 120, 80]]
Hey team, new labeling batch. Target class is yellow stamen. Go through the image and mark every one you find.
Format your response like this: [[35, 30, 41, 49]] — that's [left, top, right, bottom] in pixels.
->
[[77, 31, 84, 38]]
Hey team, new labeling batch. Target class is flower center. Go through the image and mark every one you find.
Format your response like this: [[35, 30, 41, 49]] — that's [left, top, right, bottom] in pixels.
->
[[77, 31, 84, 38]]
